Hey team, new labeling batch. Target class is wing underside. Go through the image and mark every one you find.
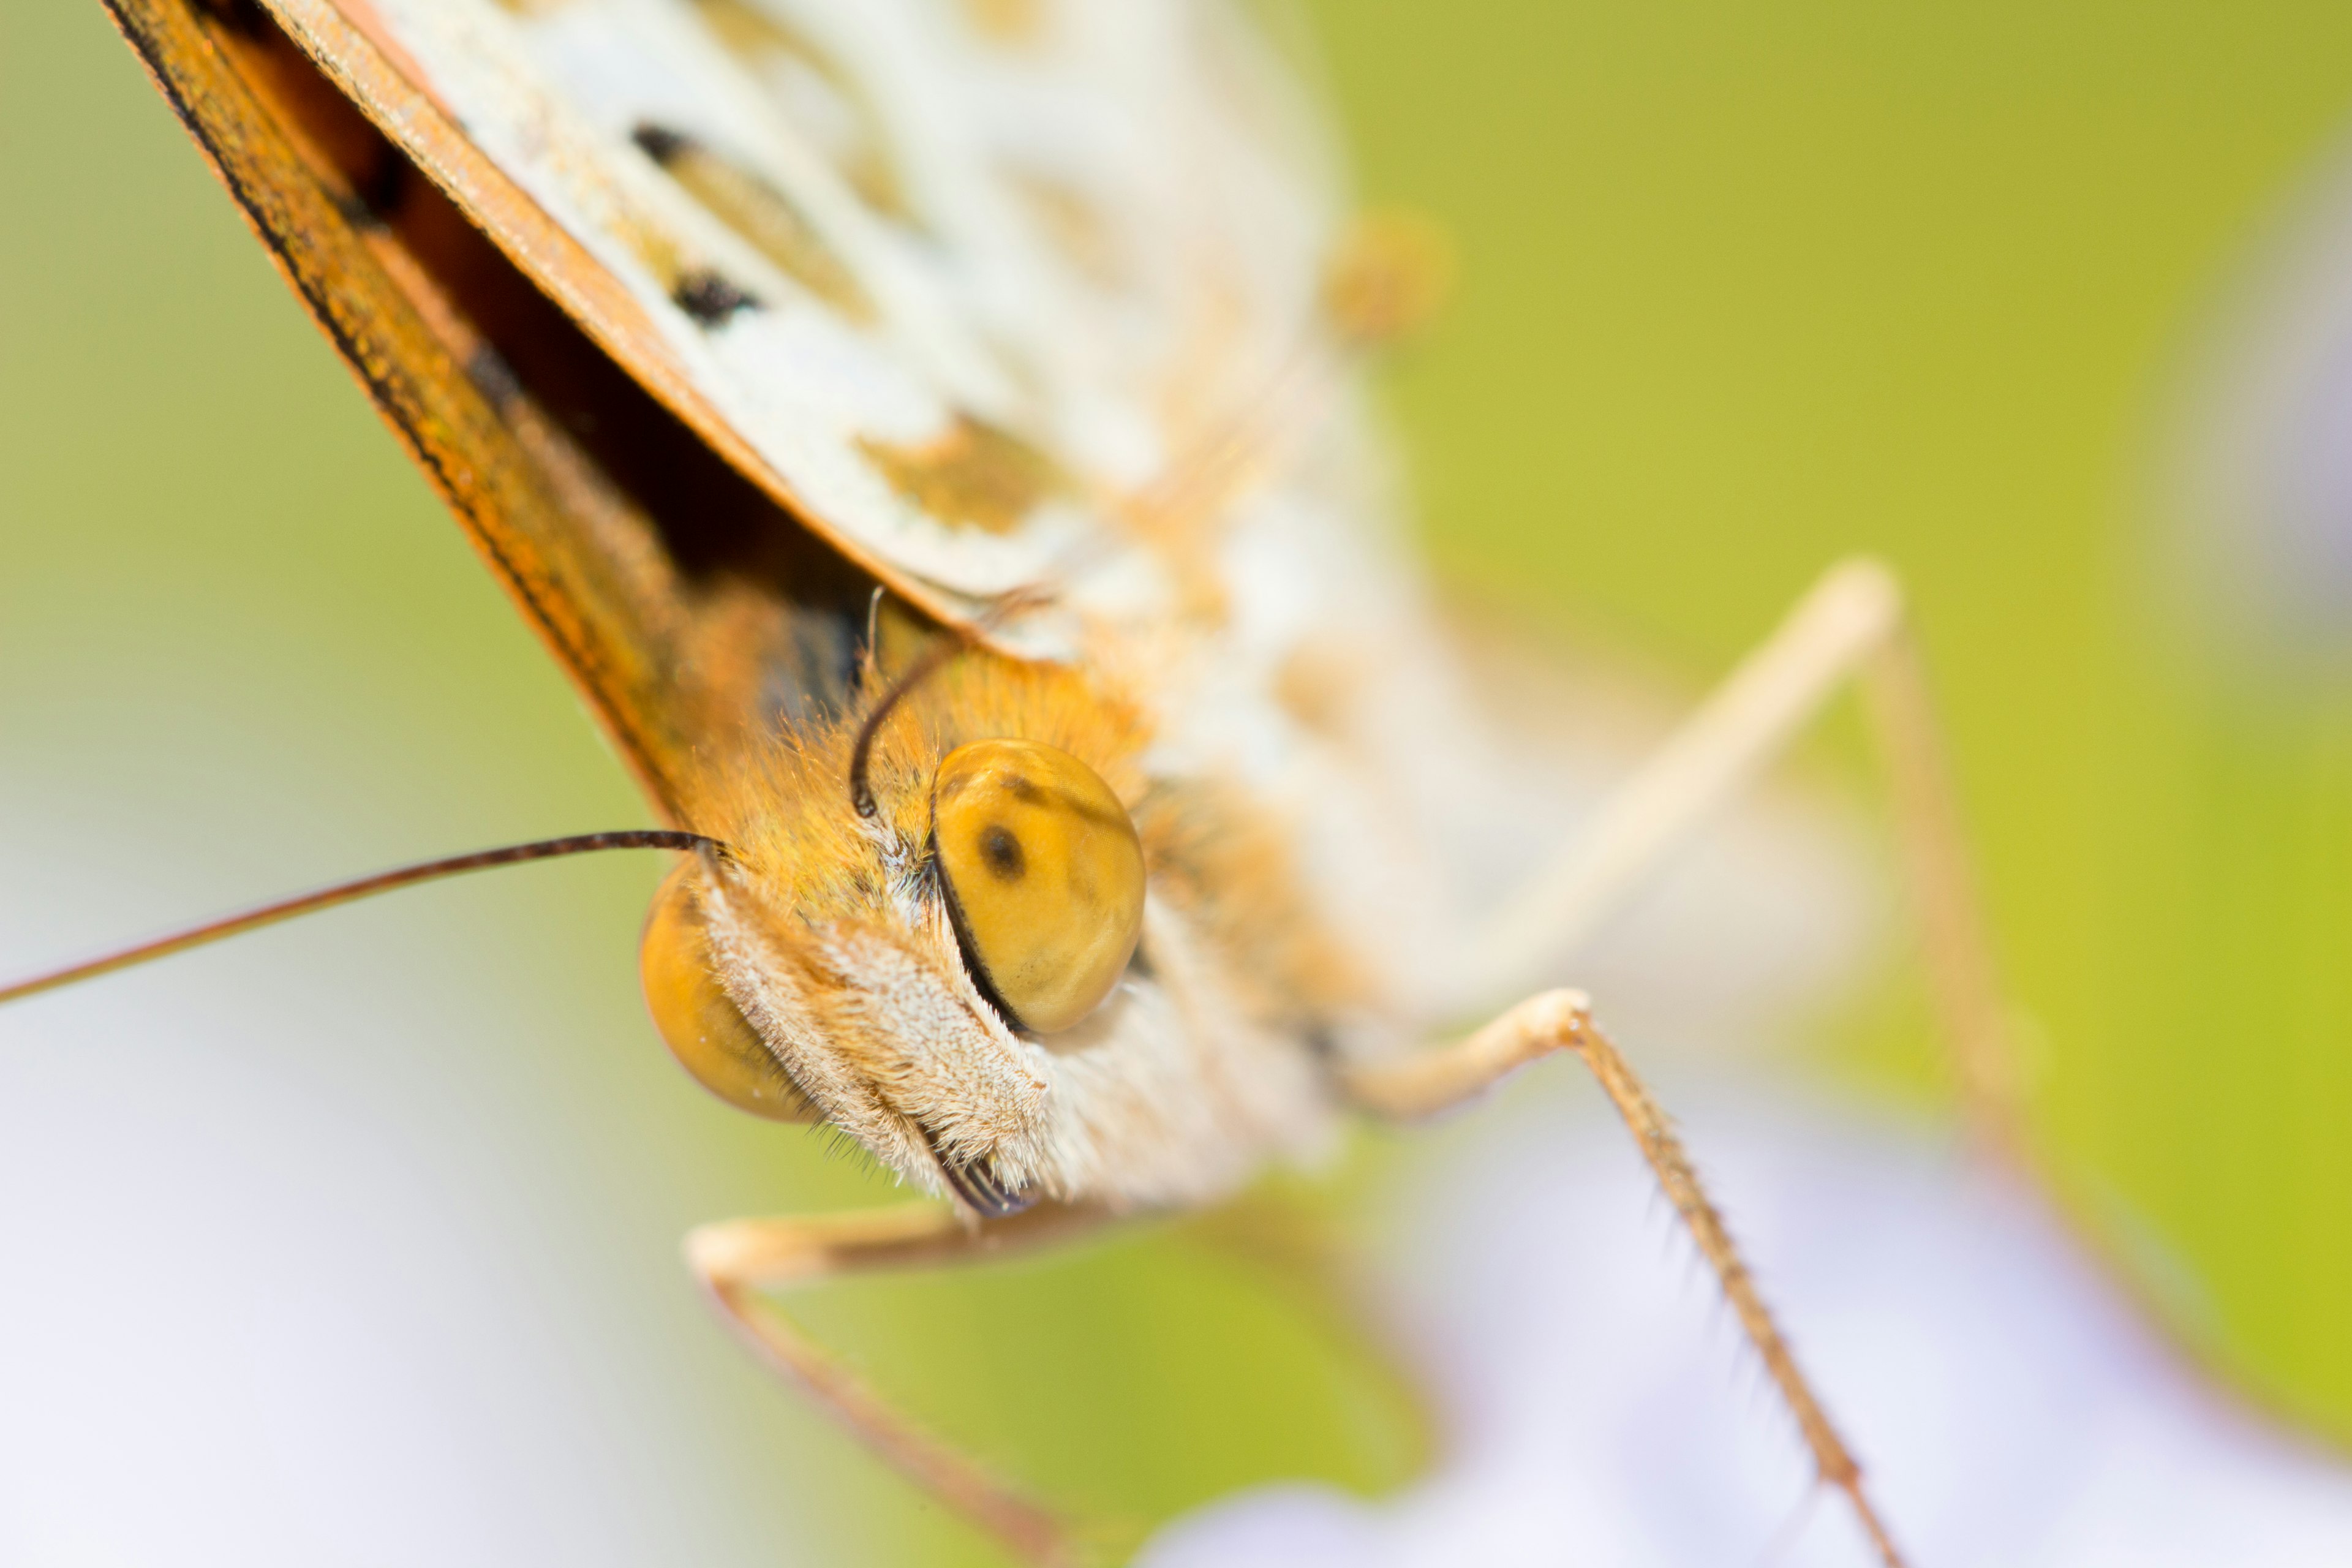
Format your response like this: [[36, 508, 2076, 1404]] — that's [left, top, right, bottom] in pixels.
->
[[100, 0, 1353, 830], [104, 0, 889, 822]]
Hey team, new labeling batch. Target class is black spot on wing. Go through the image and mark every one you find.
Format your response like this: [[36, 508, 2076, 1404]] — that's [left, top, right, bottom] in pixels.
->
[[630, 121, 693, 166], [674, 268, 760, 325]]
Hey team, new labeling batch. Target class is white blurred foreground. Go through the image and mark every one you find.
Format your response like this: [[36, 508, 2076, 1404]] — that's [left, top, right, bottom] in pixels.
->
[[1144, 1087, 2352, 1568]]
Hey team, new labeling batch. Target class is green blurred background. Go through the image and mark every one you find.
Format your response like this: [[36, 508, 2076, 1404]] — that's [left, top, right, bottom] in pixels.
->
[[5, 0, 2352, 1561]]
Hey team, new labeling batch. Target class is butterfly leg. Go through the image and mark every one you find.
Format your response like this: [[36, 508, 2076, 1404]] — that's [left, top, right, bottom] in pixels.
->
[[1469, 557, 2019, 1155], [1343, 989, 1910, 1568], [685, 1199, 1108, 1568]]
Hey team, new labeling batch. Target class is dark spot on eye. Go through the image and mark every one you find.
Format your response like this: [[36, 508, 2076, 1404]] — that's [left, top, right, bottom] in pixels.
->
[[630, 121, 693, 167], [979, 823, 1025, 881], [674, 269, 760, 324], [1003, 774, 1041, 802]]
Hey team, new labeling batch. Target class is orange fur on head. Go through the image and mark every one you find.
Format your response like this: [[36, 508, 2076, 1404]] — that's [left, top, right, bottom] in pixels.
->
[[668, 649, 1355, 1213], [702, 650, 1153, 921]]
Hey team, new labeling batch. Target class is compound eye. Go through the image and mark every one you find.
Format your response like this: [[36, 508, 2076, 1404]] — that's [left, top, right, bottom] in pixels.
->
[[931, 739, 1145, 1035], [639, 861, 818, 1122]]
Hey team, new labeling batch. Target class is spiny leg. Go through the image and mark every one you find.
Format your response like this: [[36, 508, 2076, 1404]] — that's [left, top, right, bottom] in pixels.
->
[[1853, 610, 2018, 1159], [1345, 989, 1908, 1568], [1465, 557, 2021, 1155], [685, 1200, 1108, 1568]]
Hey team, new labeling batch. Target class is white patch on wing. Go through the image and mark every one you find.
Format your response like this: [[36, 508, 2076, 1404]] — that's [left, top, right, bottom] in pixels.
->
[[363, 0, 1340, 620]]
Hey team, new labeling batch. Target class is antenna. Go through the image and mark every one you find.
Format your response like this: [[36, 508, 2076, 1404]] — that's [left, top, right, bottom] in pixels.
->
[[847, 581, 1059, 820], [0, 829, 720, 1006], [848, 634, 966, 819]]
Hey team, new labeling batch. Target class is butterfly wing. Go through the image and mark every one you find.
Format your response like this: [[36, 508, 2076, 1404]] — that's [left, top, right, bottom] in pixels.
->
[[105, 0, 1365, 835], [323, 0, 1336, 607], [104, 0, 848, 820]]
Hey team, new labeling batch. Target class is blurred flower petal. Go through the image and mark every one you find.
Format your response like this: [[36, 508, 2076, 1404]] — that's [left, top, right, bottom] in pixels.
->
[[2161, 132, 2352, 659]]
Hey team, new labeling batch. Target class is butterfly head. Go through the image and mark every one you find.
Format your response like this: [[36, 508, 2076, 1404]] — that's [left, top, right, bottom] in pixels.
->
[[638, 654, 1300, 1216]]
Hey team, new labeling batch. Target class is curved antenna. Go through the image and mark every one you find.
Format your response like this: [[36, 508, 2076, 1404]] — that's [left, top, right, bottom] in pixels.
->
[[848, 633, 968, 820], [0, 829, 720, 1006], [847, 582, 1058, 820]]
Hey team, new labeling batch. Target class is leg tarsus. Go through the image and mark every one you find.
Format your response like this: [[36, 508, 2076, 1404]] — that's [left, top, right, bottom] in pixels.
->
[[1345, 991, 1910, 1568], [1856, 617, 2022, 1162], [1842, 1481, 1907, 1568]]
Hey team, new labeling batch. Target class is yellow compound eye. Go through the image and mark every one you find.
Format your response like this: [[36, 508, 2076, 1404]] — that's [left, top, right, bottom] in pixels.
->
[[639, 861, 818, 1122], [932, 739, 1145, 1035]]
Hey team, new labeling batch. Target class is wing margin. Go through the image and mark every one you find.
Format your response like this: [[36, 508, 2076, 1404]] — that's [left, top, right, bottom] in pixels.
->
[[99, 0, 886, 823]]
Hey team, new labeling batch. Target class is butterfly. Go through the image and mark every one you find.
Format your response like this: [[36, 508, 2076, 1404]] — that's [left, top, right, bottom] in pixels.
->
[[7, 0, 2053, 1562]]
